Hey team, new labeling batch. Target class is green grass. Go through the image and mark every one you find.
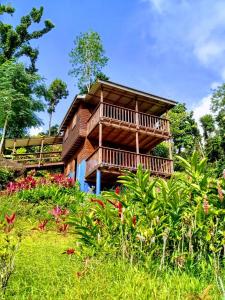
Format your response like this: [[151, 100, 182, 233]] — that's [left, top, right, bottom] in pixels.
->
[[2, 231, 221, 300]]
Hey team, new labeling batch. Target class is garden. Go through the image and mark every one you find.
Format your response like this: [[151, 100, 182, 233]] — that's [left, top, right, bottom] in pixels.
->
[[0, 152, 224, 299]]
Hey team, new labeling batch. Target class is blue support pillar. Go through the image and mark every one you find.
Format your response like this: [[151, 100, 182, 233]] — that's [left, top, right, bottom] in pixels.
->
[[96, 169, 101, 195], [76, 160, 91, 192]]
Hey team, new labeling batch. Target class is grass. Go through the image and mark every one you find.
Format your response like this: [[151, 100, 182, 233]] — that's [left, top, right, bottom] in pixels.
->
[[2, 230, 221, 300]]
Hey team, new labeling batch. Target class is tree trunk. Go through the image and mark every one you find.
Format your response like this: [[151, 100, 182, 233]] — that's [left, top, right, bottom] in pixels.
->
[[0, 116, 8, 154], [48, 111, 53, 136]]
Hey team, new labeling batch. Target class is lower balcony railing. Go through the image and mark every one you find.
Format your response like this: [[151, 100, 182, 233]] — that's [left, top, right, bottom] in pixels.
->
[[86, 147, 173, 177]]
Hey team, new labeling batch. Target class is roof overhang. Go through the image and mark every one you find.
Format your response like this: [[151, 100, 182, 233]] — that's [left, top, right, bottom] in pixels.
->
[[59, 80, 177, 132], [4, 136, 63, 148]]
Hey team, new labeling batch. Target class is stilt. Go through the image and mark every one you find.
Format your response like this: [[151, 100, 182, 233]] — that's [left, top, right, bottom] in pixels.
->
[[96, 169, 101, 195]]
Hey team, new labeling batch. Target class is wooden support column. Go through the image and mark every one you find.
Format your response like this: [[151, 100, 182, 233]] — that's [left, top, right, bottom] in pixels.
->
[[12, 140, 16, 159], [39, 139, 44, 167], [135, 99, 140, 166], [97, 85, 103, 193], [166, 110, 173, 173]]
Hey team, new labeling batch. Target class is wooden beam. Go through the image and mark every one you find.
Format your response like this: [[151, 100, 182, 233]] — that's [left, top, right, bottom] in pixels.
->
[[39, 139, 44, 167]]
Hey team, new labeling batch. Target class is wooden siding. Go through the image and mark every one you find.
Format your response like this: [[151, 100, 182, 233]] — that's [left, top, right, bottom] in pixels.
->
[[62, 104, 91, 160]]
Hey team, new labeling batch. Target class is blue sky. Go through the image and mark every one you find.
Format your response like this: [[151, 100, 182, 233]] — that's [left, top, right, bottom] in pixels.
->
[[2, 0, 225, 133]]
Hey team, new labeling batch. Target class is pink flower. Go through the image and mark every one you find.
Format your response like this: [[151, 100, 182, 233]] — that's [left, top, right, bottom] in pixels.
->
[[223, 169, 225, 179], [48, 206, 63, 218]]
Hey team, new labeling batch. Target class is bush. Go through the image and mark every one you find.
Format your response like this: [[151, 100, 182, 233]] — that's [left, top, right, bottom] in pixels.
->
[[0, 168, 14, 191]]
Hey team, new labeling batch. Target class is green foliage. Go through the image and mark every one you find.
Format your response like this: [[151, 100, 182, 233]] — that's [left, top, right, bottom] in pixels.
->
[[151, 142, 169, 158], [169, 103, 201, 171], [0, 234, 21, 294], [0, 4, 54, 73], [69, 30, 108, 93], [200, 114, 215, 140], [0, 60, 44, 150], [38, 79, 68, 135], [0, 168, 14, 190]]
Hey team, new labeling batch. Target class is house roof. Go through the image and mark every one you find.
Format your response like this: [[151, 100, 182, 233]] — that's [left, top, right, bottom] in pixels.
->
[[4, 136, 63, 148], [59, 79, 177, 132]]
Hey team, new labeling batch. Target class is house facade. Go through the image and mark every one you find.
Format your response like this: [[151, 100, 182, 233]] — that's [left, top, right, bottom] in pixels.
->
[[59, 80, 176, 193]]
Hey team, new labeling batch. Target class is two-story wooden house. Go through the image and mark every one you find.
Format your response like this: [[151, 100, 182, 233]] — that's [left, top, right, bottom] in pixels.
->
[[59, 80, 176, 193]]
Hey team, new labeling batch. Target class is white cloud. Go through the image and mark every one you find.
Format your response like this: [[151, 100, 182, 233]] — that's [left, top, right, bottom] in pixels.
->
[[139, 0, 225, 78], [142, 0, 167, 13], [193, 95, 211, 124], [29, 126, 43, 136]]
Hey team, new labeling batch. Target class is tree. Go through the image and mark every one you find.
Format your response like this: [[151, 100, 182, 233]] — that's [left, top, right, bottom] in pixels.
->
[[39, 79, 68, 136], [69, 30, 108, 93], [211, 84, 225, 134], [0, 4, 54, 72], [168, 103, 201, 170], [0, 60, 44, 152], [200, 114, 215, 140]]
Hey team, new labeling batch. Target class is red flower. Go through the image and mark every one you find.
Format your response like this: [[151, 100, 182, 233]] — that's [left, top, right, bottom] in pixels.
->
[[63, 248, 75, 255], [5, 213, 16, 225], [108, 200, 123, 218], [91, 198, 105, 208], [38, 220, 48, 231], [132, 215, 137, 226], [115, 186, 120, 195], [58, 223, 69, 233]]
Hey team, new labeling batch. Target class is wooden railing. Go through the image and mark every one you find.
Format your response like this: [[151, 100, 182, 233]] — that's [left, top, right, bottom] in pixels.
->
[[86, 147, 173, 177], [87, 102, 170, 135], [11, 151, 62, 166]]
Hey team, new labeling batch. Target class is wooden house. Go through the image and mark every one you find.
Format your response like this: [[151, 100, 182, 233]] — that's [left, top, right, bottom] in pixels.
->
[[59, 80, 176, 193]]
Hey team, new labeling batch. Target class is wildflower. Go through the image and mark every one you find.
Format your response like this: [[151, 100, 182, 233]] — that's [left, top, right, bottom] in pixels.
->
[[5, 213, 16, 225], [115, 186, 120, 195], [63, 248, 75, 255], [136, 234, 146, 242], [203, 197, 210, 214], [108, 200, 123, 218], [38, 220, 48, 231], [48, 206, 63, 218], [90, 198, 105, 208], [217, 183, 224, 202], [132, 215, 137, 226], [223, 169, 225, 179], [58, 223, 69, 233]]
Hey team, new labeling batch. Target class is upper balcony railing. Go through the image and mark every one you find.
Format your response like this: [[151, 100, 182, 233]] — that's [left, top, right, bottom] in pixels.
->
[[86, 146, 173, 178], [87, 102, 170, 136]]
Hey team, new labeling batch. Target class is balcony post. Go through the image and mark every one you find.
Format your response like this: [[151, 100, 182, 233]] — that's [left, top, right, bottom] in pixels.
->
[[99, 85, 103, 166], [96, 169, 101, 195], [135, 99, 140, 166], [39, 138, 44, 167]]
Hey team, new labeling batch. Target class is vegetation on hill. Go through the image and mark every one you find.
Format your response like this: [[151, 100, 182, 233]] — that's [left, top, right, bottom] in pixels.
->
[[0, 154, 224, 298]]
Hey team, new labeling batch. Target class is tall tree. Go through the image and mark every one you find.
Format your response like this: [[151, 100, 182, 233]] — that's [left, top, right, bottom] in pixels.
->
[[69, 30, 108, 93], [0, 4, 54, 72], [168, 103, 201, 170], [0, 60, 44, 152], [200, 114, 215, 140], [40, 79, 68, 135]]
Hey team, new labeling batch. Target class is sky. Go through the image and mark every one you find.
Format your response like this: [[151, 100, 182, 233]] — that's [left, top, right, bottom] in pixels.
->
[[2, 0, 225, 134]]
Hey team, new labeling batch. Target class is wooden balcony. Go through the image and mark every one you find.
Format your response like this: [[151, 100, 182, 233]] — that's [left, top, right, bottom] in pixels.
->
[[87, 102, 170, 138], [86, 147, 173, 179], [62, 121, 86, 159]]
